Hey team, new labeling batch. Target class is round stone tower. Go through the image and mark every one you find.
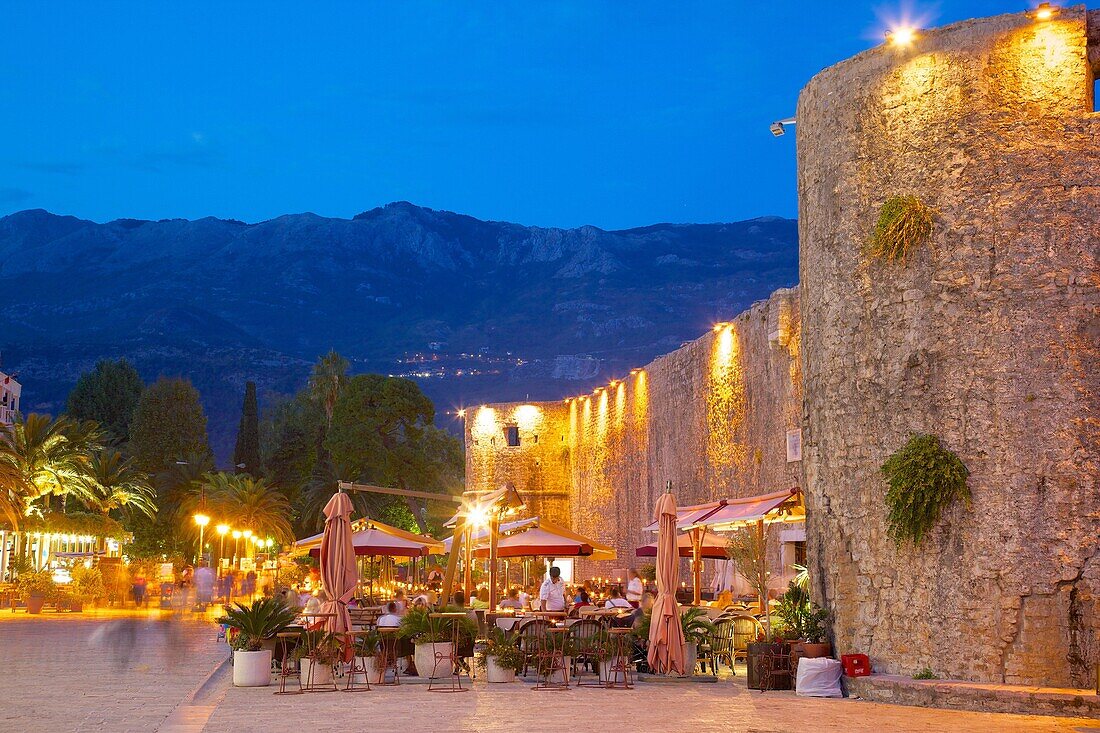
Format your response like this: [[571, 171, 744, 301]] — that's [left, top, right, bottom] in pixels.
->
[[799, 7, 1100, 686]]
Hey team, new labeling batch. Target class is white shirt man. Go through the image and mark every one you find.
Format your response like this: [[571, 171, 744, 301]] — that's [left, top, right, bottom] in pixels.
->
[[539, 569, 566, 612], [377, 602, 402, 628], [626, 574, 644, 604]]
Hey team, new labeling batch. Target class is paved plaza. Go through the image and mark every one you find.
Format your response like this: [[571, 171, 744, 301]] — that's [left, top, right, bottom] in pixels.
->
[[2, 614, 1098, 733]]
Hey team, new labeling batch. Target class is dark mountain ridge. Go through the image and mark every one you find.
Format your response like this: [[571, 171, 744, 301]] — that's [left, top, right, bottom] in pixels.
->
[[0, 203, 799, 462]]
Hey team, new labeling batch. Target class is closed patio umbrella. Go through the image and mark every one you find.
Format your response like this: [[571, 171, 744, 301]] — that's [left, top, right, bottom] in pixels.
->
[[318, 492, 357, 636], [647, 489, 686, 676]]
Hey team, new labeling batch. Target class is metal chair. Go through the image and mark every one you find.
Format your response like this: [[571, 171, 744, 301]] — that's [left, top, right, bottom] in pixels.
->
[[274, 631, 303, 695], [341, 630, 372, 692], [533, 627, 571, 691], [568, 618, 605, 686], [516, 618, 551, 677], [376, 627, 402, 685], [427, 612, 469, 693], [601, 628, 634, 689], [758, 644, 793, 692]]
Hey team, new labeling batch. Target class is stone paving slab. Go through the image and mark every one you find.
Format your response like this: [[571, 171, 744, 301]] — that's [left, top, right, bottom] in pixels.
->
[[0, 610, 226, 732], [206, 675, 1100, 733]]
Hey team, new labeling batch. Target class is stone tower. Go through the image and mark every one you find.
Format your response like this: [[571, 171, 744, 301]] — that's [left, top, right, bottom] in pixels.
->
[[799, 8, 1100, 686]]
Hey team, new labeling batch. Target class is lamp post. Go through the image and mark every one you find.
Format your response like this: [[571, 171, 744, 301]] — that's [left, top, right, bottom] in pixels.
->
[[193, 513, 210, 566], [216, 524, 230, 576], [232, 530, 242, 568]]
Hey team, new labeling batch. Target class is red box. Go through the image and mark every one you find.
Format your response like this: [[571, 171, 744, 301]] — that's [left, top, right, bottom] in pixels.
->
[[841, 653, 871, 677]]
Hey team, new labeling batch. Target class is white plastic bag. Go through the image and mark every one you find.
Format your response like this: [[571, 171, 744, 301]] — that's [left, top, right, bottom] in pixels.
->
[[795, 657, 843, 697]]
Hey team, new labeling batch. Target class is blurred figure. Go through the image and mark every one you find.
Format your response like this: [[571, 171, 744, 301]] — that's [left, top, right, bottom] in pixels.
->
[[498, 587, 523, 610], [194, 564, 214, 610], [131, 567, 147, 607], [393, 588, 407, 614]]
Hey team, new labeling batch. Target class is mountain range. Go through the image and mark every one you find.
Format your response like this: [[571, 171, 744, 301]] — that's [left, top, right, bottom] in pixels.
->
[[0, 202, 799, 462]]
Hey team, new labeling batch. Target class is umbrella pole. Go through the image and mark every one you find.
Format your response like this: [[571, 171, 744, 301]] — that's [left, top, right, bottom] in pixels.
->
[[462, 523, 473, 596], [488, 513, 500, 610], [691, 528, 703, 607], [441, 519, 464, 606]]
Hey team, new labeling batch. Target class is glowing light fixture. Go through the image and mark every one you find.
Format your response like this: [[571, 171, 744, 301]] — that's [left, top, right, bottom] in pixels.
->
[[885, 26, 917, 46], [1031, 3, 1058, 21], [243, 529, 253, 539], [216, 523, 230, 536], [466, 503, 489, 528], [232, 530, 242, 540], [193, 513, 210, 527], [456, 408, 466, 418]]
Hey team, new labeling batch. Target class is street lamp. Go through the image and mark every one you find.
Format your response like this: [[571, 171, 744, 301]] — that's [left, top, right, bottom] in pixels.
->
[[193, 513, 210, 565], [216, 524, 230, 575]]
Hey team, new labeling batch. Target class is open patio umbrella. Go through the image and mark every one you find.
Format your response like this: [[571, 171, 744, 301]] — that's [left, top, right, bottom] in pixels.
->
[[647, 489, 686, 676], [318, 492, 357, 636], [465, 518, 616, 561], [635, 529, 729, 559]]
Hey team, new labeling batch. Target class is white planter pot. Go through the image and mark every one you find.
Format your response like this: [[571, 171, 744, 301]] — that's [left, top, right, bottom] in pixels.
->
[[542, 656, 571, 684], [302, 659, 334, 687], [485, 657, 516, 683], [683, 642, 698, 676], [354, 655, 386, 685], [415, 642, 454, 679], [600, 656, 629, 684], [233, 649, 273, 687]]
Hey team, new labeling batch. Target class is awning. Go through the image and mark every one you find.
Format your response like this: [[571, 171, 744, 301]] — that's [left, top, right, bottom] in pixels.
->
[[441, 516, 538, 553], [683, 488, 803, 531], [462, 517, 616, 561], [294, 518, 443, 558], [641, 500, 725, 532], [635, 530, 729, 559]]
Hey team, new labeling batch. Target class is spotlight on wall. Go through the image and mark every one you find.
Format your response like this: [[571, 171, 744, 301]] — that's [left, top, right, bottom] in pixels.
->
[[455, 408, 466, 418], [885, 26, 917, 46], [769, 117, 796, 137], [1029, 2, 1058, 21]]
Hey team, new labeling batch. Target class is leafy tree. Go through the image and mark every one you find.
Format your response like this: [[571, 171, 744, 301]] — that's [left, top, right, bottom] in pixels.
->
[[65, 359, 145, 444], [129, 377, 211, 474], [308, 351, 349, 429], [0, 414, 103, 525], [233, 381, 261, 476], [82, 449, 156, 521], [326, 374, 462, 532], [199, 472, 293, 542]]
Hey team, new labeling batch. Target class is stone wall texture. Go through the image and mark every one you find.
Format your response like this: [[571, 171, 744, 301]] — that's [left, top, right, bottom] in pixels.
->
[[465, 288, 803, 583], [798, 7, 1100, 687]]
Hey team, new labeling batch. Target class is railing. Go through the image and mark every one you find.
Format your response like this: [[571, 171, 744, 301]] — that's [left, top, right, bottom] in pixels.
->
[[0, 407, 14, 425]]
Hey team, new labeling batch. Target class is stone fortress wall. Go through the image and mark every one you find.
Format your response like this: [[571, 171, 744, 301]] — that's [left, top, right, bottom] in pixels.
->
[[798, 7, 1100, 687], [464, 7, 1100, 688], [464, 288, 803, 584]]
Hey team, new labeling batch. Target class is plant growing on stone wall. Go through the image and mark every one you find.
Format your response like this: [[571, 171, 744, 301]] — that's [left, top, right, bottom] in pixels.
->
[[881, 433, 970, 547], [868, 195, 935, 263]]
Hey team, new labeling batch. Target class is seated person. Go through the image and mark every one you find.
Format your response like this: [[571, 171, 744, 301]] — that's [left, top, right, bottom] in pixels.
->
[[498, 587, 524, 610], [377, 601, 402, 628], [451, 590, 467, 608], [393, 588, 407, 615], [713, 589, 734, 608], [569, 587, 592, 617], [604, 587, 633, 610], [469, 588, 489, 610]]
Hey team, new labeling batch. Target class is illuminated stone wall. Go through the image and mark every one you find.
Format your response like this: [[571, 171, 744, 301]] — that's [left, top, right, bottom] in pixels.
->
[[798, 8, 1100, 687], [466, 287, 803, 584]]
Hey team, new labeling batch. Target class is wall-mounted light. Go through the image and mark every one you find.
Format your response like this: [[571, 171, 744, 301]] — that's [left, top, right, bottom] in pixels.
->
[[770, 117, 796, 137], [885, 26, 917, 47], [1030, 2, 1058, 21]]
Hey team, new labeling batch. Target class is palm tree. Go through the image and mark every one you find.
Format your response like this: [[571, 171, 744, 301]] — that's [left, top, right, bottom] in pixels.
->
[[83, 449, 157, 520], [0, 414, 102, 524], [154, 450, 214, 520], [308, 351, 348, 430], [203, 472, 293, 543]]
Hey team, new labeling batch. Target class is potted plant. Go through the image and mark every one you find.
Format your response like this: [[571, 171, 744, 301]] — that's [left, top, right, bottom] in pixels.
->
[[775, 581, 831, 668], [295, 630, 342, 687], [352, 630, 386, 685], [72, 566, 106, 609], [588, 630, 632, 684], [53, 587, 82, 612], [400, 605, 477, 679], [680, 607, 715, 675], [16, 570, 56, 614], [534, 636, 574, 685], [217, 597, 299, 687], [475, 627, 524, 683]]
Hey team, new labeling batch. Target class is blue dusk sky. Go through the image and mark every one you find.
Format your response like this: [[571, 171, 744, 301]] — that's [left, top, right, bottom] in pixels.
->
[[2, 1, 1020, 229]]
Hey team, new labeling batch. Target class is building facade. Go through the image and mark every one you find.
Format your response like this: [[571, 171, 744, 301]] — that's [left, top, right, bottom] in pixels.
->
[[0, 368, 20, 425]]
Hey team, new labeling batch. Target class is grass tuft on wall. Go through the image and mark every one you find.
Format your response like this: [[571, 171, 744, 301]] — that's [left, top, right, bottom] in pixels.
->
[[868, 195, 934, 262], [882, 433, 969, 547]]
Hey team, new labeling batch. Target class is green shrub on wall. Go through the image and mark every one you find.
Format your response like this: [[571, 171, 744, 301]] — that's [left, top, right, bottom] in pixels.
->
[[868, 195, 934, 262], [882, 433, 970, 546]]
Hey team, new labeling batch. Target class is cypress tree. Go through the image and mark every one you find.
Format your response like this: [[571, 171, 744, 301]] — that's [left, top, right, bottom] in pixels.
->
[[233, 381, 261, 476]]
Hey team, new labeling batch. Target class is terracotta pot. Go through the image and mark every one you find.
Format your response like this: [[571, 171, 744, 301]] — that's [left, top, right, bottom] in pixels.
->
[[801, 642, 832, 658], [27, 594, 45, 614]]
